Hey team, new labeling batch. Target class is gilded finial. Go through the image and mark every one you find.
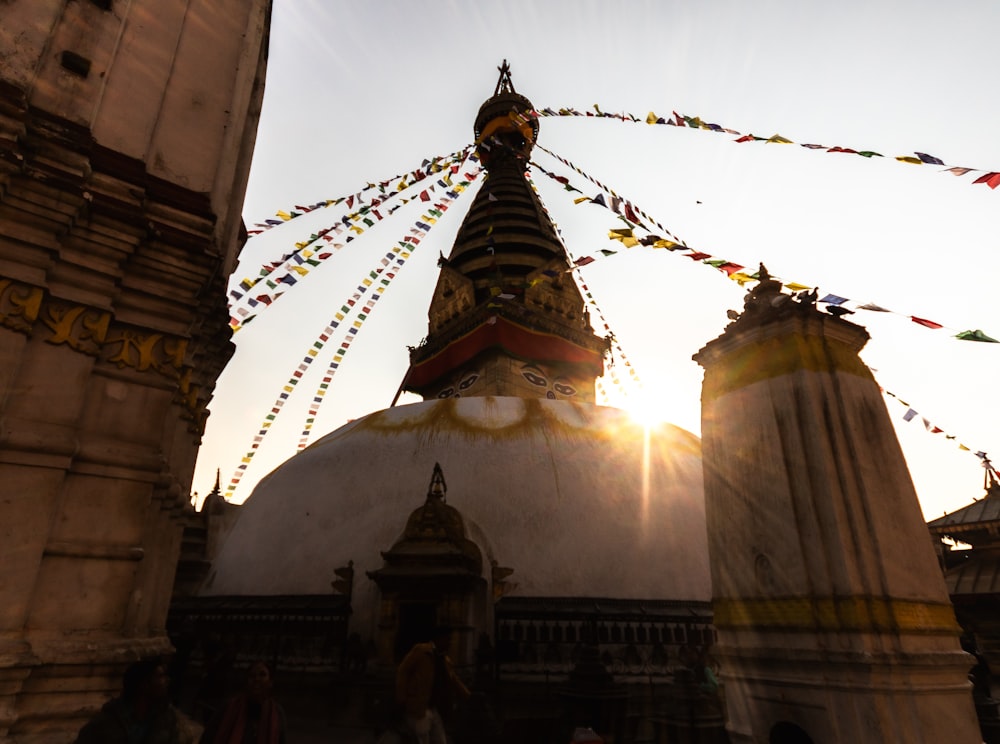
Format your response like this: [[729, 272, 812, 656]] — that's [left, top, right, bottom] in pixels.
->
[[494, 59, 515, 96]]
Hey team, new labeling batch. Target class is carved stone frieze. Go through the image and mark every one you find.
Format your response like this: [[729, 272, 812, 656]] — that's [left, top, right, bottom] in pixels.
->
[[0, 273, 210, 431], [0, 279, 44, 333], [38, 300, 111, 355]]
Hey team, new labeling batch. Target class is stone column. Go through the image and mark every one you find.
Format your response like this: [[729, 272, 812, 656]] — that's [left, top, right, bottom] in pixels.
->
[[0, 0, 271, 738], [693, 272, 980, 744]]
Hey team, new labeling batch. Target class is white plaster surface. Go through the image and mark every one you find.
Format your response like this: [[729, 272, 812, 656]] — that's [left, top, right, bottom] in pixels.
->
[[204, 397, 709, 629]]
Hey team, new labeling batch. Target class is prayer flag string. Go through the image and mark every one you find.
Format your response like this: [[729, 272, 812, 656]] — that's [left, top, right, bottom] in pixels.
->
[[519, 106, 1000, 191], [224, 163, 482, 498], [296, 165, 482, 449], [243, 147, 472, 238], [882, 386, 996, 477], [229, 148, 474, 331], [524, 170, 641, 400], [529, 148, 998, 343]]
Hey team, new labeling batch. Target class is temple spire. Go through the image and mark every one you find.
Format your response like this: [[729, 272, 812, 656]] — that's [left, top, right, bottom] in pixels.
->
[[403, 66, 609, 403]]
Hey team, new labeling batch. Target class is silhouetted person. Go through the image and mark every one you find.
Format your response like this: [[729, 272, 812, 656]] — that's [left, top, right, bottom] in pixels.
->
[[200, 661, 286, 744], [74, 658, 189, 744], [396, 627, 470, 744]]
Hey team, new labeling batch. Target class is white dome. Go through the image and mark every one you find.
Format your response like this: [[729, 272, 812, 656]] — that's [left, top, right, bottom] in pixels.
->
[[203, 397, 709, 631]]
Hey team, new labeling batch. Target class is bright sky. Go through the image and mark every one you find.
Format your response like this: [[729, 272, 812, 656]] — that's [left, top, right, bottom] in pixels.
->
[[194, 0, 1000, 522]]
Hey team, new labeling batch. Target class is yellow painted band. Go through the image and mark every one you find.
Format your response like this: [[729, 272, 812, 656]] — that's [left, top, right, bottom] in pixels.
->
[[477, 115, 535, 145], [702, 333, 873, 401], [713, 596, 960, 635]]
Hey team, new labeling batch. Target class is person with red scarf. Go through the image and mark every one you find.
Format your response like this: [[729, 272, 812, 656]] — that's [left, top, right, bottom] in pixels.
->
[[200, 661, 286, 744]]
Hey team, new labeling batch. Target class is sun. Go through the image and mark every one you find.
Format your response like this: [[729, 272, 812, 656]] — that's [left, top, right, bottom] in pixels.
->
[[604, 386, 678, 428]]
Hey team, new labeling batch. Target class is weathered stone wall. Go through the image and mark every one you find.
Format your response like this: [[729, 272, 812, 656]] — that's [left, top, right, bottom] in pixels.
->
[[0, 0, 270, 738], [694, 285, 981, 744]]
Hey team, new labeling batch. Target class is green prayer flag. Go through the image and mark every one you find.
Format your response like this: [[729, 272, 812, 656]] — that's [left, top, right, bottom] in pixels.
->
[[955, 329, 998, 343]]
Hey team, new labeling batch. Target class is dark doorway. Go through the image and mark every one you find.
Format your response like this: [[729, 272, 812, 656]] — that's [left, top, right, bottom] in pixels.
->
[[770, 721, 814, 744], [394, 602, 436, 661]]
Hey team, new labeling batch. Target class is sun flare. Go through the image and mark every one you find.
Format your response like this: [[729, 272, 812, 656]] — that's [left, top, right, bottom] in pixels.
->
[[606, 387, 678, 428]]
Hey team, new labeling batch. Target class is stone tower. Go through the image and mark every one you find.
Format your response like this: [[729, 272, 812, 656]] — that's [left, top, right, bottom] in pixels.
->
[[0, 1, 270, 738], [404, 62, 609, 403], [693, 271, 980, 743]]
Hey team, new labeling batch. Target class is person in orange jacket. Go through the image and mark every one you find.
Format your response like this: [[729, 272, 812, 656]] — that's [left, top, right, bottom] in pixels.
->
[[395, 626, 470, 744]]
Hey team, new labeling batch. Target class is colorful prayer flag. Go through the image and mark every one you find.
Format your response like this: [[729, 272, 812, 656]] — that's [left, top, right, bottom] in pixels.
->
[[819, 294, 848, 305], [955, 329, 999, 343], [910, 316, 943, 329], [973, 172, 1000, 189]]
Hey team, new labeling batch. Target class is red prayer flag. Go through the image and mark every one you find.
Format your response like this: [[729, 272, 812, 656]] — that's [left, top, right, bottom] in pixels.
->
[[973, 172, 1000, 189], [686, 251, 711, 261], [419, 190, 430, 201], [910, 316, 943, 329], [574, 256, 596, 267]]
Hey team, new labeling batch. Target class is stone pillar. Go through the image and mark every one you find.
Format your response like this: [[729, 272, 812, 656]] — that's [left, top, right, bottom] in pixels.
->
[[693, 273, 980, 744], [0, 0, 270, 738]]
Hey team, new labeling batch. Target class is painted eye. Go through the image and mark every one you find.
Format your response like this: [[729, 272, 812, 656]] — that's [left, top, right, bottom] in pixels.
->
[[459, 373, 479, 390], [553, 382, 577, 396], [437, 387, 455, 398], [522, 370, 547, 387], [546, 391, 556, 399]]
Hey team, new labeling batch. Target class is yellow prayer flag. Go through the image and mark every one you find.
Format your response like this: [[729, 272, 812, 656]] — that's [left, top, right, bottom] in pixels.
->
[[335, 312, 345, 320], [528, 277, 545, 287], [767, 134, 792, 144], [620, 237, 639, 248], [307, 349, 318, 357], [289, 265, 309, 276], [573, 196, 591, 204], [783, 282, 811, 292], [729, 272, 754, 286], [349, 225, 364, 234], [276, 210, 292, 220], [653, 240, 679, 250], [302, 249, 314, 258], [959, 444, 970, 451], [362, 278, 372, 286], [646, 112, 658, 125], [896, 156, 923, 164], [283, 385, 293, 392], [352, 320, 362, 328], [241, 457, 252, 464]]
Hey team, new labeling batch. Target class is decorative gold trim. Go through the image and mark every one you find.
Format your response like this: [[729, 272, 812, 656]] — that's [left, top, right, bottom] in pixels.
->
[[714, 596, 960, 635], [39, 301, 111, 356], [0, 274, 206, 429], [0, 279, 44, 333]]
